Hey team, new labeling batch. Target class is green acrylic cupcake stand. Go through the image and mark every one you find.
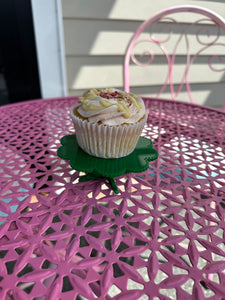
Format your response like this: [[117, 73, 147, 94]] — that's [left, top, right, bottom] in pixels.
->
[[57, 134, 158, 194]]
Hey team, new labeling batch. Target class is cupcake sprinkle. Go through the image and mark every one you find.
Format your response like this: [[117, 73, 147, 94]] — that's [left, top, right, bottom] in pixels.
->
[[78, 88, 142, 118]]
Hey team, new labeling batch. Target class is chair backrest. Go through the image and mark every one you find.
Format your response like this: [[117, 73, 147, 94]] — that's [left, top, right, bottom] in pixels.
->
[[124, 5, 225, 107]]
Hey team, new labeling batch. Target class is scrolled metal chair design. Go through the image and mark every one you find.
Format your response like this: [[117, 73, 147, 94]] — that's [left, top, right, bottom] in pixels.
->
[[124, 5, 225, 110]]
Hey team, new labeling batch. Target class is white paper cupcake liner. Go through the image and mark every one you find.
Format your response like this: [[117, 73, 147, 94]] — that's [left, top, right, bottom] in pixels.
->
[[70, 105, 147, 158]]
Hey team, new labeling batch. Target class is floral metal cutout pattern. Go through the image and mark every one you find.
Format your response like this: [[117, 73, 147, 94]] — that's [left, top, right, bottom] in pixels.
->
[[0, 97, 225, 299]]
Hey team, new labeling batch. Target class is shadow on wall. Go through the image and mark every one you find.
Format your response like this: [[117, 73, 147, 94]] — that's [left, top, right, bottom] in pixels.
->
[[204, 79, 225, 108]]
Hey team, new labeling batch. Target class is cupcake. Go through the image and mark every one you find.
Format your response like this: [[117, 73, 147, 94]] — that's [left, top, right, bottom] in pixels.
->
[[70, 88, 147, 158]]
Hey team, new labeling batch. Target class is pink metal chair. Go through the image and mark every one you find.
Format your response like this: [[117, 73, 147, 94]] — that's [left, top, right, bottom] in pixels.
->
[[125, 6, 225, 283], [124, 5, 225, 110]]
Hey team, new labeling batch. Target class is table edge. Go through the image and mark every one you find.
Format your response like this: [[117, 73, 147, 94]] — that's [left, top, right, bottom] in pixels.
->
[[0, 96, 224, 115]]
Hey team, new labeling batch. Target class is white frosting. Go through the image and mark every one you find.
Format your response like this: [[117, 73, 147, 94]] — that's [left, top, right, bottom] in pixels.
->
[[77, 88, 146, 125]]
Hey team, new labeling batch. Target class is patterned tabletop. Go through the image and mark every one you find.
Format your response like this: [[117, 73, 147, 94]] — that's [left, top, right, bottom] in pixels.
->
[[0, 97, 225, 300]]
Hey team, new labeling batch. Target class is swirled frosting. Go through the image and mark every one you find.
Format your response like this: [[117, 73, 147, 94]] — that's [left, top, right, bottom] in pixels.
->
[[77, 88, 146, 125]]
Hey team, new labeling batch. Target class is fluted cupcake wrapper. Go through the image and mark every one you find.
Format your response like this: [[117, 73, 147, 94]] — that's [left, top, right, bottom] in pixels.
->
[[70, 105, 147, 158]]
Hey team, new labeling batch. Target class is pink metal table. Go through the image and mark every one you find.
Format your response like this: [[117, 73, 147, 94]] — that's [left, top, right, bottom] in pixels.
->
[[0, 97, 225, 300]]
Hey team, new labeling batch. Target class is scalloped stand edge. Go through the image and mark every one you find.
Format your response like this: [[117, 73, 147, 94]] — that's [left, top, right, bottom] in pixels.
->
[[57, 134, 158, 194]]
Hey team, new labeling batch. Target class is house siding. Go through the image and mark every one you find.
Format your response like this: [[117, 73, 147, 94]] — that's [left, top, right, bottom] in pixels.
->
[[61, 0, 225, 108]]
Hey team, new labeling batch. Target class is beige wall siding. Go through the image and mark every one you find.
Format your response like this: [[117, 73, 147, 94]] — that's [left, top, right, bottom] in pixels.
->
[[66, 56, 224, 88], [64, 20, 224, 56], [62, 0, 225, 20], [61, 0, 225, 109]]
